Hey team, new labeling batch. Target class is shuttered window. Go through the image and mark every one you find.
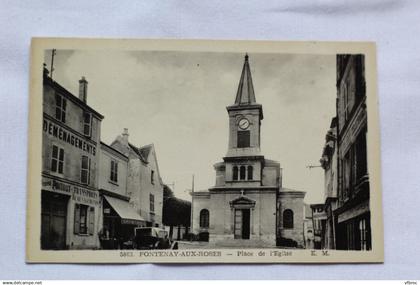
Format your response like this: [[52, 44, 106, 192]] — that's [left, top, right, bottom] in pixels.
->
[[79, 205, 88, 234], [110, 160, 118, 182], [55, 93, 66, 123], [51, 145, 64, 174], [74, 204, 80, 234], [81, 155, 91, 185], [83, 112, 92, 137], [149, 193, 155, 213], [88, 207, 95, 235]]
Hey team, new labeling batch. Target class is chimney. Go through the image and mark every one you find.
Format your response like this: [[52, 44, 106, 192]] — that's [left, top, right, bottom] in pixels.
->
[[78, 76, 88, 103], [122, 128, 129, 145]]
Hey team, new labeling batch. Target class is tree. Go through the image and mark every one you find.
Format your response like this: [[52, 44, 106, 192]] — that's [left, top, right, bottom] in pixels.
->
[[163, 184, 174, 199], [162, 185, 191, 240]]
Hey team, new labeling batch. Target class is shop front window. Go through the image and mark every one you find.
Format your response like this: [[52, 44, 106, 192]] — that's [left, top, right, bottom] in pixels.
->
[[74, 204, 94, 235], [79, 205, 88, 234], [359, 219, 367, 250]]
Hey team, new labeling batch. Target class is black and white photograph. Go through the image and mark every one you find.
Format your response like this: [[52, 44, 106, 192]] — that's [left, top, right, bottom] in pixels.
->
[[26, 39, 383, 263]]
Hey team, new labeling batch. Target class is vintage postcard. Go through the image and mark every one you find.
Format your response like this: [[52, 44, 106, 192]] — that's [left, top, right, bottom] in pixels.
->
[[26, 38, 383, 263]]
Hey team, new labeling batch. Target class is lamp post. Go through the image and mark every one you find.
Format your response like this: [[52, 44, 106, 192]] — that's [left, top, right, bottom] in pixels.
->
[[188, 175, 195, 239]]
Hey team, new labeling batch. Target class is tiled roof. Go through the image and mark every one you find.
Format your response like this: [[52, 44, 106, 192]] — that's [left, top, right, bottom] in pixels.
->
[[139, 144, 153, 161], [128, 143, 147, 163], [100, 141, 128, 160], [43, 73, 104, 119]]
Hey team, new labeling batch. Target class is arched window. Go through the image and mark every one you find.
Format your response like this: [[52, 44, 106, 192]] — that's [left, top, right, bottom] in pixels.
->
[[199, 209, 209, 228], [247, 165, 253, 180], [232, 166, 238, 181], [283, 209, 294, 229], [239, 166, 246, 180]]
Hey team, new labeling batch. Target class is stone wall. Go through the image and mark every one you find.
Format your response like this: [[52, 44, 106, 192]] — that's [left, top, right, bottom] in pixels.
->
[[278, 191, 305, 247], [209, 189, 277, 246], [226, 108, 261, 157], [138, 147, 164, 226], [191, 192, 211, 233], [98, 144, 128, 197]]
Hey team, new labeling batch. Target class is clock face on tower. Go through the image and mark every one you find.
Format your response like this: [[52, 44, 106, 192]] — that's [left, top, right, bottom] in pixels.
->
[[238, 118, 250, 130]]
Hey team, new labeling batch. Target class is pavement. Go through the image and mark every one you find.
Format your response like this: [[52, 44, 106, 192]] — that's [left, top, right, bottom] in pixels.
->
[[176, 240, 301, 249], [177, 241, 214, 249]]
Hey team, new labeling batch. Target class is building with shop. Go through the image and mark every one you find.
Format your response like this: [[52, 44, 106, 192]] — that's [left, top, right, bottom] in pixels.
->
[[191, 55, 305, 247], [98, 142, 145, 249], [310, 203, 327, 249], [110, 129, 164, 228], [334, 54, 371, 250], [303, 204, 314, 249], [319, 117, 339, 249], [41, 69, 103, 249]]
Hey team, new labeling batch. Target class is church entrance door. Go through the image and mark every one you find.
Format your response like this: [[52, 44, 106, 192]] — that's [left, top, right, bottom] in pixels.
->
[[234, 209, 250, 239], [242, 209, 250, 239]]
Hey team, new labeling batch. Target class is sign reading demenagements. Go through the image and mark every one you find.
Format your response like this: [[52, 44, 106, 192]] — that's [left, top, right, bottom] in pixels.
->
[[43, 118, 97, 155], [27, 38, 383, 263]]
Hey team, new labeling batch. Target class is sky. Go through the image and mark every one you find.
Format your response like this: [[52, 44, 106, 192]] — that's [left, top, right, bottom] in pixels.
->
[[44, 49, 336, 204]]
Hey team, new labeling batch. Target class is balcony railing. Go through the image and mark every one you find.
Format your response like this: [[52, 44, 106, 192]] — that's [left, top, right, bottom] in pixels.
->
[[340, 174, 369, 205]]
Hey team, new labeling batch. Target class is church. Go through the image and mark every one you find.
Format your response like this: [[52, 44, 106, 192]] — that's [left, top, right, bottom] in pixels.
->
[[191, 54, 306, 248]]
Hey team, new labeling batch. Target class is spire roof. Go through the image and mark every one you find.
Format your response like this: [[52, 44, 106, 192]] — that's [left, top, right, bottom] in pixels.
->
[[234, 54, 256, 105]]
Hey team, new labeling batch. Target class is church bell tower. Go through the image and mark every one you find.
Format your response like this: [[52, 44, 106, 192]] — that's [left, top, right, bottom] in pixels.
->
[[226, 54, 264, 158]]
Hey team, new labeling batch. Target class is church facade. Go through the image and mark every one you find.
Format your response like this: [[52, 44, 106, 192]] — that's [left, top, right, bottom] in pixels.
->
[[191, 55, 306, 248]]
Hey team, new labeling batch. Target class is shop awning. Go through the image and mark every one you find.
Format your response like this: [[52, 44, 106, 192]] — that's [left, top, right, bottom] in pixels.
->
[[103, 195, 145, 226]]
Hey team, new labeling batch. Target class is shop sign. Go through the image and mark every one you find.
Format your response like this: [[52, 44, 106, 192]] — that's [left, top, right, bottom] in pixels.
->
[[42, 177, 99, 206], [337, 200, 369, 223], [43, 118, 96, 155], [121, 219, 144, 226]]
